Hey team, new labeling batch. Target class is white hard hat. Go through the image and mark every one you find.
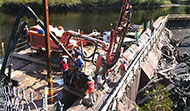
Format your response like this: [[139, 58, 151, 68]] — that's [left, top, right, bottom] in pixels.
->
[[72, 51, 75, 55], [63, 58, 67, 63], [87, 76, 93, 81], [78, 55, 81, 60]]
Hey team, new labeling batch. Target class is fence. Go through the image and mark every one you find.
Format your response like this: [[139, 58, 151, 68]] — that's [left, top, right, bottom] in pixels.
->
[[0, 36, 29, 57], [0, 86, 64, 111]]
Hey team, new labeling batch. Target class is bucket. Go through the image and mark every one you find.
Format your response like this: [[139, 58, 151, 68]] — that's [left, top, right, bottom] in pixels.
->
[[97, 75, 102, 84]]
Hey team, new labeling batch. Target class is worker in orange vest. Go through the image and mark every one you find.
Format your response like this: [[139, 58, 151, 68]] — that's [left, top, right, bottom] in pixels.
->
[[119, 60, 127, 76], [87, 76, 96, 106]]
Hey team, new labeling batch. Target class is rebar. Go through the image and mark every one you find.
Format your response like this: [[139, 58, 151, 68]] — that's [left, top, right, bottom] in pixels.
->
[[0, 86, 64, 111]]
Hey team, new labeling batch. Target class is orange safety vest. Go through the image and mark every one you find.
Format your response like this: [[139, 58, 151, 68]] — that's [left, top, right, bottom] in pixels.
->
[[87, 80, 95, 93]]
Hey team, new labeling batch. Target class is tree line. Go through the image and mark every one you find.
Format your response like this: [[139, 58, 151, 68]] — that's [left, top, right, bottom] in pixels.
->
[[0, 0, 189, 11]]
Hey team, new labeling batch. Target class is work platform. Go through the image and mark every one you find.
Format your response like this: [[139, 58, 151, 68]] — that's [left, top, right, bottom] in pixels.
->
[[1, 14, 190, 111]]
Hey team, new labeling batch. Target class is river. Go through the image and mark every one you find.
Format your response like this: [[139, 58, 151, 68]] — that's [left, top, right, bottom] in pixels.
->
[[0, 6, 189, 52]]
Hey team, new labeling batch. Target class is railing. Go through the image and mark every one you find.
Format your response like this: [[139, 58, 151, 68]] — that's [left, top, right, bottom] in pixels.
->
[[100, 15, 169, 110], [15, 38, 29, 52], [0, 86, 64, 111]]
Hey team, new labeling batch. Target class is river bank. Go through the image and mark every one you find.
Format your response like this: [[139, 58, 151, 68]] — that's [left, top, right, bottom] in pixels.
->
[[0, 1, 189, 13]]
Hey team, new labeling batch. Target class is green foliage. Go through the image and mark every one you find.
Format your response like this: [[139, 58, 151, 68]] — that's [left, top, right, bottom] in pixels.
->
[[0, 0, 81, 7], [80, 0, 97, 5], [139, 84, 173, 111], [0, 0, 176, 7], [170, 0, 182, 3], [131, 0, 172, 5], [80, 0, 120, 6]]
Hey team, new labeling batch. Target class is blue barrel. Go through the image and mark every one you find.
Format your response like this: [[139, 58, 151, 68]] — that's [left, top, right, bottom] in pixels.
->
[[38, 29, 45, 34]]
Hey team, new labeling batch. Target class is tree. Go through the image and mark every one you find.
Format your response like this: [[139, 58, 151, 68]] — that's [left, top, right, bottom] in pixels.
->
[[139, 84, 173, 111], [170, 0, 181, 3]]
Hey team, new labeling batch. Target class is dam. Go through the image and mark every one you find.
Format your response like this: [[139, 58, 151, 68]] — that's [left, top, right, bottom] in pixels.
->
[[0, 14, 190, 111]]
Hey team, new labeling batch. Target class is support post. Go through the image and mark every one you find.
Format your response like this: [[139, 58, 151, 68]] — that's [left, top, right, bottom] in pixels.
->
[[45, 87, 48, 109], [43, 0, 54, 103], [116, 96, 119, 111], [1, 42, 4, 56], [132, 68, 135, 81]]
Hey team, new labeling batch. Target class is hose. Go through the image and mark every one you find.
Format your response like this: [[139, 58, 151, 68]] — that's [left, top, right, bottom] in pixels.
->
[[80, 40, 98, 59], [63, 34, 72, 47], [92, 52, 100, 66]]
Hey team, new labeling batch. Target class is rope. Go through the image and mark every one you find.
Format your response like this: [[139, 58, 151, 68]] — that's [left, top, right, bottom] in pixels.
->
[[46, 84, 65, 90]]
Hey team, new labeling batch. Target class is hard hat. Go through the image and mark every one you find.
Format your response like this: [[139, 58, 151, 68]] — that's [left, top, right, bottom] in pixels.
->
[[78, 55, 81, 60], [58, 26, 63, 30], [25, 25, 28, 28], [63, 58, 67, 63], [87, 76, 93, 81], [124, 60, 127, 64], [72, 51, 75, 55]]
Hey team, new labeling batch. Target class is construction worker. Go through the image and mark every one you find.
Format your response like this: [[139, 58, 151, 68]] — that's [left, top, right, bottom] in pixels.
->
[[71, 51, 76, 60], [68, 51, 76, 67], [119, 60, 127, 76], [21, 21, 28, 39], [87, 76, 96, 106], [76, 55, 83, 71], [151, 25, 155, 36], [74, 47, 82, 58], [60, 58, 69, 83]]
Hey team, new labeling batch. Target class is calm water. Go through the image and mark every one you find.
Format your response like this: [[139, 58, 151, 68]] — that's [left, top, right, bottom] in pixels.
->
[[0, 6, 190, 48]]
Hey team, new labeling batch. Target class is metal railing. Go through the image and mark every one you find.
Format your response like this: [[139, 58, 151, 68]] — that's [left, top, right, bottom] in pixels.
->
[[100, 15, 169, 111], [0, 86, 64, 111], [15, 38, 29, 52]]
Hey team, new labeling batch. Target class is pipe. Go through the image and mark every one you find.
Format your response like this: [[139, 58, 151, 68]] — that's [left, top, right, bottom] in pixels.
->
[[43, 0, 54, 103]]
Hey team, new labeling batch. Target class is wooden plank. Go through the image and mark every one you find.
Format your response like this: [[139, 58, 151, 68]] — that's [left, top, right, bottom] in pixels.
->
[[168, 14, 190, 20], [13, 53, 59, 68]]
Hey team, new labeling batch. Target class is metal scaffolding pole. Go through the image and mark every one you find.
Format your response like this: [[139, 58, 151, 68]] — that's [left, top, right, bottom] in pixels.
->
[[43, 0, 54, 103]]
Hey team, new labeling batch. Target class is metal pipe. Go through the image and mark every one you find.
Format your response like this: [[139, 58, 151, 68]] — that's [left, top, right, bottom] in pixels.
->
[[43, 0, 54, 103]]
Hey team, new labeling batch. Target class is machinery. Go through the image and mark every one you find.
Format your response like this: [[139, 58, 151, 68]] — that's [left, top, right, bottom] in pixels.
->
[[95, 0, 132, 79], [0, 5, 106, 90], [0, 5, 76, 86], [27, 25, 106, 55], [0, 0, 132, 92], [27, 24, 75, 53]]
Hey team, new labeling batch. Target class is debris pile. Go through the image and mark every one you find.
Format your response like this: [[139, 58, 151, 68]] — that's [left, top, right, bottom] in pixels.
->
[[136, 28, 190, 111]]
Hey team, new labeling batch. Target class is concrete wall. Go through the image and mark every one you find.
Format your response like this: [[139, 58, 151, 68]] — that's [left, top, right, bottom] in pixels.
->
[[121, 16, 169, 103]]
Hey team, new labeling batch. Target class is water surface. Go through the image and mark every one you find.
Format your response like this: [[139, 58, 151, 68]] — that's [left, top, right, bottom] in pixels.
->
[[0, 6, 189, 49]]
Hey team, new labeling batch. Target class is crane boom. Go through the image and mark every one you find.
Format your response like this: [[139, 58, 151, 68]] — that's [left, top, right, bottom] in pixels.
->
[[106, 0, 132, 68]]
